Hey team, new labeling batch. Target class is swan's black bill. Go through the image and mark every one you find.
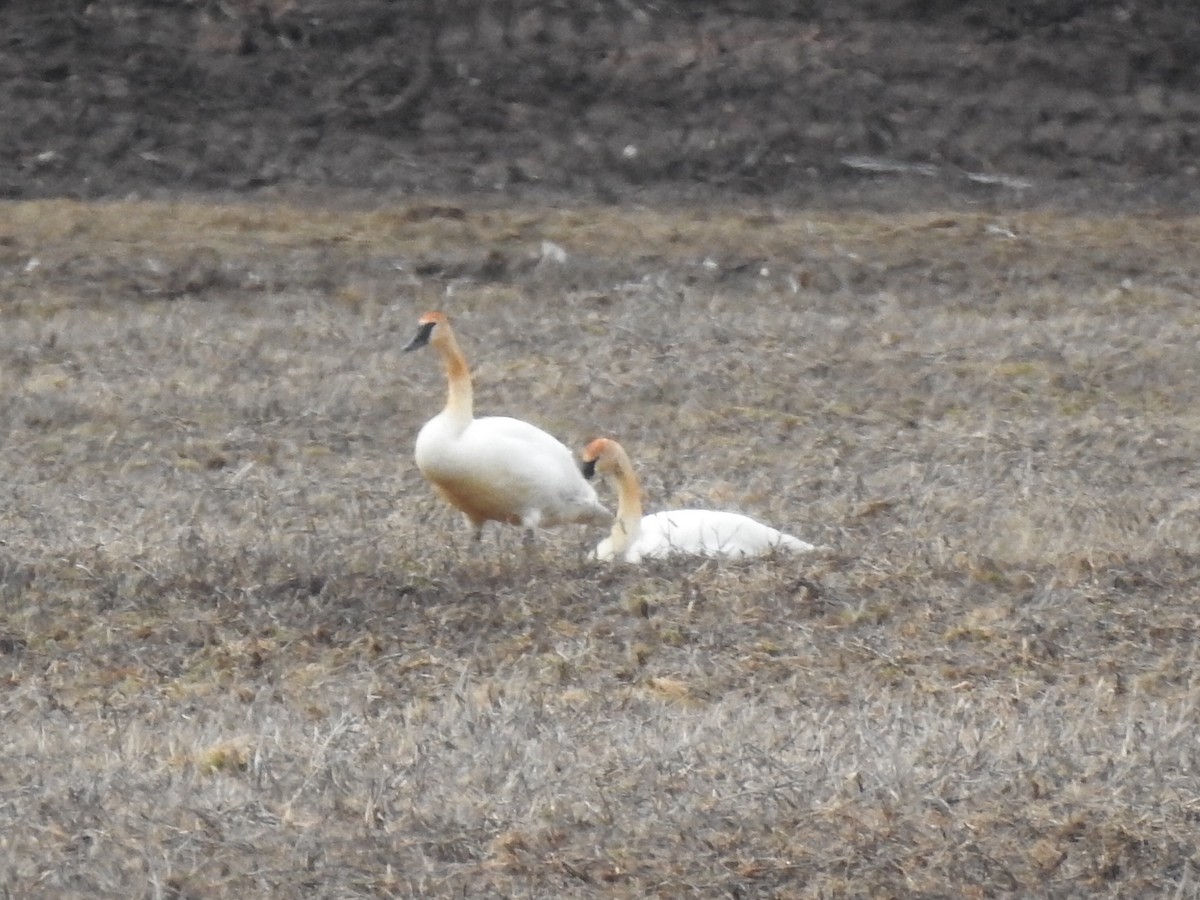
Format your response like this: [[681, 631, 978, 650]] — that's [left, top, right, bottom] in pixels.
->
[[404, 321, 436, 352], [581, 458, 597, 479]]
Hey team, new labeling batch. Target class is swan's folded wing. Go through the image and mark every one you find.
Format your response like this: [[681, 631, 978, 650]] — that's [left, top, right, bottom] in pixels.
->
[[435, 416, 608, 525], [636, 509, 811, 559]]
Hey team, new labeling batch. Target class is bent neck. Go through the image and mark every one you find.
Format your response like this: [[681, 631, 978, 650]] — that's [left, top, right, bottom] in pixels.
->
[[434, 328, 473, 427], [607, 445, 645, 556]]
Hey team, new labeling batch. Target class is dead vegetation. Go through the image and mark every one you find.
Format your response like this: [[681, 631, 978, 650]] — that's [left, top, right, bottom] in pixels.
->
[[3, 198, 1200, 897]]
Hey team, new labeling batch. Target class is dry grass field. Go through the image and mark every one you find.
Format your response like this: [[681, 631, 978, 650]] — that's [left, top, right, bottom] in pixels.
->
[[3, 197, 1200, 898]]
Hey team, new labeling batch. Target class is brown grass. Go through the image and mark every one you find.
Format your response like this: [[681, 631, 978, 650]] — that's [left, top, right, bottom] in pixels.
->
[[3, 197, 1200, 897]]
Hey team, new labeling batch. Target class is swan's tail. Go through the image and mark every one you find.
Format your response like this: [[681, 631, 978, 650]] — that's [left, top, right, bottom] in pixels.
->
[[777, 532, 817, 554]]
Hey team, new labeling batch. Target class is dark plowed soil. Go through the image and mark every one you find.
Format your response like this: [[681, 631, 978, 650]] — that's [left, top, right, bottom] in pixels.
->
[[4, 1, 1200, 210]]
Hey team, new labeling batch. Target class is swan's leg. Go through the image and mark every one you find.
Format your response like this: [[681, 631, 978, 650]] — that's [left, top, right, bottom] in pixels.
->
[[519, 511, 541, 555], [464, 515, 486, 555]]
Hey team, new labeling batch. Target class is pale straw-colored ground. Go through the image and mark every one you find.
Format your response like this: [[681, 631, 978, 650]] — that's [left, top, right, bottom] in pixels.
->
[[2, 200, 1200, 897]]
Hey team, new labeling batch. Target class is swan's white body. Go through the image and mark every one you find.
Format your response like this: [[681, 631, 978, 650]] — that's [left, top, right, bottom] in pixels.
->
[[581, 438, 815, 563], [593, 508, 814, 563], [406, 312, 611, 540], [414, 413, 611, 532]]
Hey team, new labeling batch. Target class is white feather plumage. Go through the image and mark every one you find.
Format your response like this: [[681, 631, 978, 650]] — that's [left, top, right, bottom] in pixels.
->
[[582, 438, 814, 563], [406, 312, 611, 541]]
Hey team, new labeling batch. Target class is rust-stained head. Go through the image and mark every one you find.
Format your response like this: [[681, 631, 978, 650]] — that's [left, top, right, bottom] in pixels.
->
[[404, 310, 449, 352], [580, 437, 621, 479]]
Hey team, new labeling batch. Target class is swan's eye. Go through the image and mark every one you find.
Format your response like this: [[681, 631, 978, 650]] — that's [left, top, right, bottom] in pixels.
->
[[581, 458, 597, 479], [404, 321, 436, 352]]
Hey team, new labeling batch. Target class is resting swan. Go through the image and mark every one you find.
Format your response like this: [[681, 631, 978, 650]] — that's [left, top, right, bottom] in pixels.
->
[[580, 437, 815, 563], [405, 311, 611, 542]]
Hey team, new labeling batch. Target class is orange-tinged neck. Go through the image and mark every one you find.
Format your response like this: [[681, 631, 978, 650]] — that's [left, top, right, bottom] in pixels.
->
[[606, 443, 644, 556], [435, 326, 473, 425]]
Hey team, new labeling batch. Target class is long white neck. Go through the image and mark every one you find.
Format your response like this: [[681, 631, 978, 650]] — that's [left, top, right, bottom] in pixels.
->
[[605, 444, 645, 557], [434, 327, 473, 430]]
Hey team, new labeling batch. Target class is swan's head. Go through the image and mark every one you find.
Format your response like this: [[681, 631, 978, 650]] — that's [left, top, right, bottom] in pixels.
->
[[404, 311, 448, 352], [580, 437, 622, 480]]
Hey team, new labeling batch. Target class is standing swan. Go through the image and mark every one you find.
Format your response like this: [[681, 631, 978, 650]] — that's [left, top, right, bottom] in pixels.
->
[[580, 437, 815, 563], [405, 311, 611, 543]]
